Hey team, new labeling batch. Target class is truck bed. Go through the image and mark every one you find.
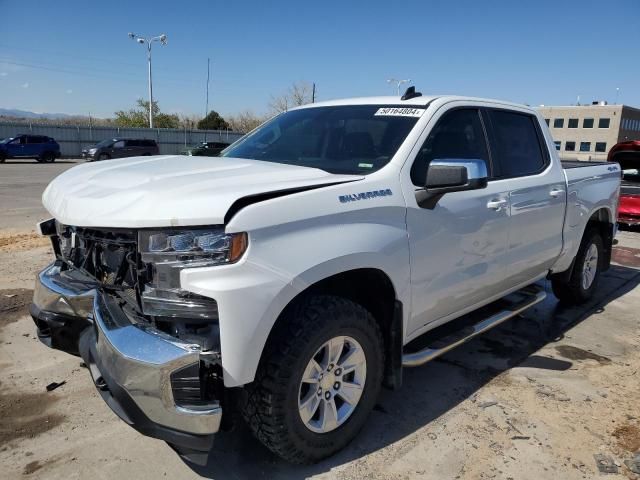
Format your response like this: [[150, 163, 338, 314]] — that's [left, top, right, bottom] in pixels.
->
[[561, 160, 610, 169]]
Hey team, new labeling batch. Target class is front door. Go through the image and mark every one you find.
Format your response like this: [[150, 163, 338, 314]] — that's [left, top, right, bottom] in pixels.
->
[[401, 106, 510, 338]]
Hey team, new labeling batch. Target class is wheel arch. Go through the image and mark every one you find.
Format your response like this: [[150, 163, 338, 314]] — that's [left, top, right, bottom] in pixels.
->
[[258, 268, 403, 390], [585, 207, 615, 270], [553, 206, 615, 282]]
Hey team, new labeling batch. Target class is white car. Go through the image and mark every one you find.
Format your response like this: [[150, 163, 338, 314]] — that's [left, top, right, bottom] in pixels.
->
[[31, 90, 620, 464]]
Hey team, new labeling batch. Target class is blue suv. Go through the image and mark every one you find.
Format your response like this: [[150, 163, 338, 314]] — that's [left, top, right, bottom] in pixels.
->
[[0, 134, 61, 163]]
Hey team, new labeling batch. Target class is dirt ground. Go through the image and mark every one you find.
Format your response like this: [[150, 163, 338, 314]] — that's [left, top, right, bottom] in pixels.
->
[[0, 226, 639, 479]]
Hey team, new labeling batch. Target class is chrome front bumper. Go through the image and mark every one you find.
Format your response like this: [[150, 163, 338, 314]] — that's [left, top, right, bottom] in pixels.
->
[[32, 263, 222, 452]]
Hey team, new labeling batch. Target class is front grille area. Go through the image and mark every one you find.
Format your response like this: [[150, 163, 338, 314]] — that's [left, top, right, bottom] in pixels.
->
[[56, 225, 146, 314], [54, 223, 221, 350]]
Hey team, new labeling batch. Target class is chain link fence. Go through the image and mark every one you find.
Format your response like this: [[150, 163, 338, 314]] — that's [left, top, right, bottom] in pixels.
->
[[0, 122, 244, 157]]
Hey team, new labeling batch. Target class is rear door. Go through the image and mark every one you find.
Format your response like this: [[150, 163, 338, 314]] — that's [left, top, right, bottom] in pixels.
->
[[26, 135, 45, 157], [402, 106, 511, 337], [484, 108, 566, 285]]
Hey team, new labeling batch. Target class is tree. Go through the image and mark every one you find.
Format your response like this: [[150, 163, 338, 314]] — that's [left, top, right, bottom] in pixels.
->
[[226, 110, 269, 133], [269, 81, 314, 114], [114, 99, 179, 129], [197, 110, 229, 130]]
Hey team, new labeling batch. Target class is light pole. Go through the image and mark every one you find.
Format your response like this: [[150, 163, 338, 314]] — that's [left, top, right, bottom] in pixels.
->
[[128, 32, 167, 128], [387, 78, 411, 96]]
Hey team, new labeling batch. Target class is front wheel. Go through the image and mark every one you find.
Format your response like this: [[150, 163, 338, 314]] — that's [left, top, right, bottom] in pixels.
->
[[243, 295, 384, 464], [552, 228, 603, 304]]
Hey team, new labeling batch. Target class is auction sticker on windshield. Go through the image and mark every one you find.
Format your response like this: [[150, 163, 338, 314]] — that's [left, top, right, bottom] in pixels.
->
[[374, 107, 424, 117]]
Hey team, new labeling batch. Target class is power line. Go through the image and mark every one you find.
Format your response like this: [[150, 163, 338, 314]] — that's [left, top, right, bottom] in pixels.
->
[[0, 58, 200, 87], [0, 43, 180, 74]]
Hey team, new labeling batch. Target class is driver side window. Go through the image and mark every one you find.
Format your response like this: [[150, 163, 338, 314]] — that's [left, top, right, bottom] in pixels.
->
[[410, 109, 489, 186]]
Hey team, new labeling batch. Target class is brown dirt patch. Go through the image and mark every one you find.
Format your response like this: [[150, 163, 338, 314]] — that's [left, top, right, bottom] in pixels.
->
[[613, 424, 640, 453], [612, 245, 640, 268], [0, 288, 33, 328], [0, 232, 49, 253], [555, 345, 611, 365], [23, 460, 43, 475], [0, 391, 65, 446]]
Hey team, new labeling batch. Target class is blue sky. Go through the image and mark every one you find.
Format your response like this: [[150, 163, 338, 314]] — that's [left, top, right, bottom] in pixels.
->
[[0, 0, 638, 118]]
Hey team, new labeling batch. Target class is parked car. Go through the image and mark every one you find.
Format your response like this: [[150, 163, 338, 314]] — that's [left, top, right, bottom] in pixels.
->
[[608, 140, 640, 225], [31, 92, 620, 465], [181, 141, 231, 157], [82, 138, 159, 161], [0, 134, 61, 163]]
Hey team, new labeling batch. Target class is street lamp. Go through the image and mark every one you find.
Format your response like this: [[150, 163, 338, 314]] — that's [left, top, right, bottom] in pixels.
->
[[128, 32, 168, 128], [387, 78, 411, 96]]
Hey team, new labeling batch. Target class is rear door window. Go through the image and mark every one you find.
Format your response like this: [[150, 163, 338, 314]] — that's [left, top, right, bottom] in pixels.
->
[[486, 110, 548, 178], [410, 108, 490, 186]]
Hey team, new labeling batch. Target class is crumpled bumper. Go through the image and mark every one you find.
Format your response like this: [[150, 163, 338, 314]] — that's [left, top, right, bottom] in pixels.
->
[[30, 262, 95, 354], [31, 263, 222, 454]]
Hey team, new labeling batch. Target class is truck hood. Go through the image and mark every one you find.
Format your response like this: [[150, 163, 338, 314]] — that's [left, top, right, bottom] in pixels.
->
[[43, 155, 362, 228]]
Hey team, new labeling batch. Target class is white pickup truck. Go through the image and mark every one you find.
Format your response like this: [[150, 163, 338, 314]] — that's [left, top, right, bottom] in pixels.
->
[[31, 90, 620, 464]]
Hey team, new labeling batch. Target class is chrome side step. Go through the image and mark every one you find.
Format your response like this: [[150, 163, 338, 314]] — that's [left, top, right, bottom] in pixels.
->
[[402, 285, 546, 368]]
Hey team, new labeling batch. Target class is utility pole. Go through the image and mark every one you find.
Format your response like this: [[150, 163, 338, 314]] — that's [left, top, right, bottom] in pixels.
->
[[312, 83, 316, 103], [205, 58, 210, 140], [205, 58, 210, 118], [128, 32, 168, 128], [387, 78, 411, 96]]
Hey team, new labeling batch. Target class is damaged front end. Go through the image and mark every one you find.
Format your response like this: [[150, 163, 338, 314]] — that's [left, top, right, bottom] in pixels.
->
[[31, 219, 232, 459]]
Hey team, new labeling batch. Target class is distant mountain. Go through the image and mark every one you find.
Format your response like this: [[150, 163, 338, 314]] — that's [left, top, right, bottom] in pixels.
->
[[0, 108, 74, 119]]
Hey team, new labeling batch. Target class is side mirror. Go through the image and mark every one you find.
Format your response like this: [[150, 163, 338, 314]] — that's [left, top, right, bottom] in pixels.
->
[[416, 158, 488, 209], [425, 158, 488, 193]]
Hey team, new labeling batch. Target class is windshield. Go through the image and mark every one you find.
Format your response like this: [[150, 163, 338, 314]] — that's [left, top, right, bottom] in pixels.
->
[[0, 137, 15, 144], [95, 138, 115, 148], [221, 105, 423, 174]]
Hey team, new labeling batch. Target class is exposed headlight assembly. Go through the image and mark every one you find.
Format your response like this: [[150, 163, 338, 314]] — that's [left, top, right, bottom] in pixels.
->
[[88, 148, 97, 154], [138, 228, 247, 318]]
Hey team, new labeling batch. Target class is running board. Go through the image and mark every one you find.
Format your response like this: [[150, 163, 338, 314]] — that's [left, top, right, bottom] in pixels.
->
[[402, 285, 546, 368]]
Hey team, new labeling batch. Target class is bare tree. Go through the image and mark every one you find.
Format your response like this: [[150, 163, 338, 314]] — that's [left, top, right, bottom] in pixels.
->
[[269, 81, 314, 114], [226, 110, 269, 133]]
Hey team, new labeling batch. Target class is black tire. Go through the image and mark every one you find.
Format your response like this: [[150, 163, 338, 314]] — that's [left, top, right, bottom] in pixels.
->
[[0, 154, 5, 163], [40, 151, 55, 163], [98, 153, 110, 161], [243, 295, 384, 464], [552, 228, 603, 304]]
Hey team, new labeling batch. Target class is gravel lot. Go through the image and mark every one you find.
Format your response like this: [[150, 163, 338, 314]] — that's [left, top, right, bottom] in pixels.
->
[[0, 162, 639, 479]]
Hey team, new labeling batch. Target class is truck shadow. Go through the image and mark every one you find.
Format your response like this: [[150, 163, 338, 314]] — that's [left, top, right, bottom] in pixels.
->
[[186, 262, 640, 480]]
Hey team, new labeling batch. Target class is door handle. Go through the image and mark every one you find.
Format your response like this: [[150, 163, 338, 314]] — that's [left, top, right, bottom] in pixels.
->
[[487, 199, 508, 211], [549, 188, 564, 198]]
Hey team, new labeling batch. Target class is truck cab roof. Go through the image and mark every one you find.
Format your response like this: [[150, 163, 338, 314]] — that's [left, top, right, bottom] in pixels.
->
[[292, 94, 536, 113]]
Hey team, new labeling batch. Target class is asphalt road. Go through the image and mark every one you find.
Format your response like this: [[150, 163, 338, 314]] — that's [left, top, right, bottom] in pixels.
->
[[0, 159, 81, 231]]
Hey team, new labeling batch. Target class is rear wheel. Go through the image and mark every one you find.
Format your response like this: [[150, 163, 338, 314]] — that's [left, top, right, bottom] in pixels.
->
[[40, 151, 55, 163], [243, 295, 384, 464], [552, 228, 603, 304]]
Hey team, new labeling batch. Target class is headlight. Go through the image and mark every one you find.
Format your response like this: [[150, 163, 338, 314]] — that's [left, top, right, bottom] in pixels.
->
[[88, 148, 97, 154], [138, 228, 247, 318]]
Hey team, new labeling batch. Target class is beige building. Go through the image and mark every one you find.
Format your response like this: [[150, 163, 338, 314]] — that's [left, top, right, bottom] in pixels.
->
[[537, 103, 640, 161]]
